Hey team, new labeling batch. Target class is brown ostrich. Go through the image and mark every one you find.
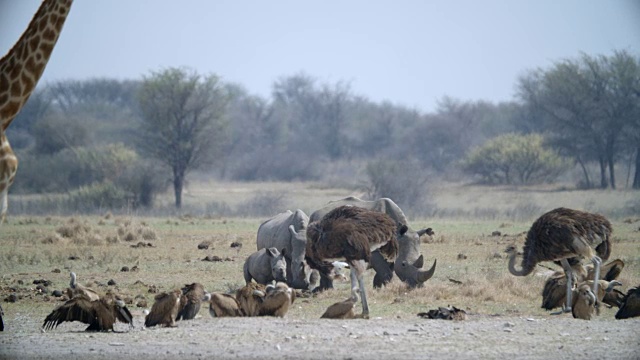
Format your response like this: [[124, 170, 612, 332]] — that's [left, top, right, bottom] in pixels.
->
[[42, 293, 133, 332], [305, 205, 403, 318], [541, 259, 625, 310], [615, 285, 640, 319], [507, 207, 612, 313], [176, 283, 208, 321]]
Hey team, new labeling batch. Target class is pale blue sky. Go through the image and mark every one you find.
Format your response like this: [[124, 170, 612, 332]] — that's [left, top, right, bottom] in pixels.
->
[[1, 0, 638, 112]]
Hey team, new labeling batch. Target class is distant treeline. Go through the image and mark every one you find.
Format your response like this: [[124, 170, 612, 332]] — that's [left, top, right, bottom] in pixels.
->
[[7, 50, 640, 212]]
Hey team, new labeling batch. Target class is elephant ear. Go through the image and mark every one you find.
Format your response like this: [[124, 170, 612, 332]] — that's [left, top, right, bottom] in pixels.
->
[[267, 248, 279, 257]]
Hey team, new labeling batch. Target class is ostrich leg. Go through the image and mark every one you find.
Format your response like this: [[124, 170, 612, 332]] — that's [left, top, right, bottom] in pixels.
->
[[591, 256, 602, 307], [350, 260, 370, 318], [559, 259, 574, 314]]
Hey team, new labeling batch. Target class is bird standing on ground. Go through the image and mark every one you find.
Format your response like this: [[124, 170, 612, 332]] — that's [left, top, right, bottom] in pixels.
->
[[306, 205, 402, 318], [42, 293, 133, 332], [507, 208, 612, 313]]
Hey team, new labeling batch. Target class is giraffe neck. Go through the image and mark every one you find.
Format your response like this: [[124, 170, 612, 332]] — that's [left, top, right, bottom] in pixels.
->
[[1, 0, 74, 131]]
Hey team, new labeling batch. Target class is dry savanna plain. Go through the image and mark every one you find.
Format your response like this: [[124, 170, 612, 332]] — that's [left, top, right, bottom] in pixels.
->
[[1, 181, 639, 359]]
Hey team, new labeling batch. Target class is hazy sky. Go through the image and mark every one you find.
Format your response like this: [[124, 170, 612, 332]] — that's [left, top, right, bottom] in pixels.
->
[[1, 0, 638, 113]]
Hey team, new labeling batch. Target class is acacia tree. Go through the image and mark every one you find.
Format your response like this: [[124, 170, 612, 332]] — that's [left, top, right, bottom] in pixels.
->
[[517, 50, 640, 189], [136, 67, 228, 208]]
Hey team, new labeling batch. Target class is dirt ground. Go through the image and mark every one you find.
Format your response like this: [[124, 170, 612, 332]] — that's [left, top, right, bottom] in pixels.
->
[[1, 310, 639, 360]]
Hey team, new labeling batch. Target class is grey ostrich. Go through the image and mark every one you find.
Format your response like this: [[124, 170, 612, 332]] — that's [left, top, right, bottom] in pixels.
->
[[507, 207, 612, 313], [305, 205, 403, 318]]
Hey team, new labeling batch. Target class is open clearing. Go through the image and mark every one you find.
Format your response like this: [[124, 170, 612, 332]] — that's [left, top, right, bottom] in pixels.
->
[[1, 182, 639, 359]]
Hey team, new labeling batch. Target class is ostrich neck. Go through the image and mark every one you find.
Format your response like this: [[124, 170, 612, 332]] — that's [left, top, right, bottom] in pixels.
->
[[508, 252, 529, 276]]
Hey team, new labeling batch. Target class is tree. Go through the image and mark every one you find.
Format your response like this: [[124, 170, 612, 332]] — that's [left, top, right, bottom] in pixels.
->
[[517, 51, 640, 189], [136, 67, 229, 208], [462, 133, 567, 185]]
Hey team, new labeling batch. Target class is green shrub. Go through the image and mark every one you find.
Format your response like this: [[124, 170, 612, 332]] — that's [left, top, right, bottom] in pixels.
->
[[461, 133, 568, 185]]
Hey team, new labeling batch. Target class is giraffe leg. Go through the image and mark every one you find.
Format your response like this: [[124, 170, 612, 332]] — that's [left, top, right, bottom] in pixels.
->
[[0, 187, 7, 225]]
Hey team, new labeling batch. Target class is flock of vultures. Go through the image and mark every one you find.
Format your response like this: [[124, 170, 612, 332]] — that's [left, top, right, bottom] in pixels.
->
[[4, 203, 640, 333]]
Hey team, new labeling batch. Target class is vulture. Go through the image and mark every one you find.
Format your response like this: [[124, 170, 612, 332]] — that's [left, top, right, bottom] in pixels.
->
[[571, 280, 622, 320], [257, 281, 295, 317], [236, 282, 267, 317], [42, 293, 133, 332], [615, 285, 640, 320], [145, 289, 183, 327], [209, 293, 243, 317], [541, 259, 625, 310], [66, 272, 100, 301], [321, 291, 358, 319], [176, 283, 208, 321]]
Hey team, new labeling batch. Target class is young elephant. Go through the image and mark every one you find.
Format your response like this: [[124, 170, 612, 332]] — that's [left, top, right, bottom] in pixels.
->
[[244, 247, 288, 285]]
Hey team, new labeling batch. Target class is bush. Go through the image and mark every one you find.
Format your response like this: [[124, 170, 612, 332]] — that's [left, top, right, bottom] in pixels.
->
[[461, 133, 568, 185], [67, 182, 133, 211], [363, 159, 432, 213]]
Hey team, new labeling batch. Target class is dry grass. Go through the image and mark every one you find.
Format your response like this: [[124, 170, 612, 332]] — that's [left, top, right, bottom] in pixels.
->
[[1, 182, 639, 322]]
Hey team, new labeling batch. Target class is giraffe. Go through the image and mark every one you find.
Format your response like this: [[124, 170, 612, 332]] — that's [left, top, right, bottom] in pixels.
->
[[0, 0, 74, 224]]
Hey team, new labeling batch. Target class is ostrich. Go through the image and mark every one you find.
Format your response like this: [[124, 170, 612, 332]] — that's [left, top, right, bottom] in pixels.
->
[[507, 207, 612, 313], [0, 303, 3, 331], [615, 285, 640, 319], [176, 283, 208, 321], [305, 205, 403, 318], [42, 293, 133, 332], [67, 272, 100, 301], [209, 293, 243, 317], [145, 289, 183, 327], [321, 290, 358, 319], [541, 259, 625, 310]]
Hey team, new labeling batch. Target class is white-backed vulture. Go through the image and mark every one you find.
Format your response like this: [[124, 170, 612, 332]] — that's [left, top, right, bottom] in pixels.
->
[[236, 282, 267, 317], [615, 285, 640, 319], [541, 259, 625, 310], [306, 205, 401, 318], [209, 293, 243, 317], [176, 283, 207, 321], [321, 291, 358, 319], [145, 289, 183, 328], [42, 293, 133, 332], [507, 208, 612, 313], [571, 280, 622, 320], [66, 272, 100, 301], [257, 282, 295, 317]]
